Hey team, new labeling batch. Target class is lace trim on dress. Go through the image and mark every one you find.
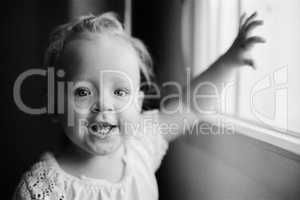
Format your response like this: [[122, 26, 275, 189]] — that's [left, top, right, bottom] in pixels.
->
[[43, 148, 131, 188], [17, 147, 131, 200]]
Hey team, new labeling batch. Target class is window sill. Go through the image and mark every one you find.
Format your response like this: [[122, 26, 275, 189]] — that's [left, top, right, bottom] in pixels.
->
[[202, 114, 300, 156]]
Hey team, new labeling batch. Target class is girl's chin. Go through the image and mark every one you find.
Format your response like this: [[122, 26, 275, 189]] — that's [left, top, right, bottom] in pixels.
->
[[85, 137, 123, 155]]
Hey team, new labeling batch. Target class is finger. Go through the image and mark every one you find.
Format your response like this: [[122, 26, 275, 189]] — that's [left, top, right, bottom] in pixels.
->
[[243, 36, 266, 49], [239, 13, 247, 28], [245, 36, 266, 44], [244, 59, 256, 70], [242, 11, 258, 29], [244, 20, 263, 35]]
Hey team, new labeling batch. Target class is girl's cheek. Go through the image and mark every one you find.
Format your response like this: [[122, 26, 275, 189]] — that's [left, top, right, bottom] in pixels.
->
[[72, 96, 95, 115], [115, 93, 142, 112], [113, 98, 130, 112], [74, 101, 92, 114], [61, 96, 93, 128]]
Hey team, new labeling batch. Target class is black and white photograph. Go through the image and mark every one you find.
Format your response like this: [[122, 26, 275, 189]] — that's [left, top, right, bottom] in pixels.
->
[[2, 0, 300, 199]]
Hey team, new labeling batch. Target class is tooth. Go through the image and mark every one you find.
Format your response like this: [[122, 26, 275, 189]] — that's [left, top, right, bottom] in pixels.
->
[[96, 126, 111, 135], [89, 122, 115, 138]]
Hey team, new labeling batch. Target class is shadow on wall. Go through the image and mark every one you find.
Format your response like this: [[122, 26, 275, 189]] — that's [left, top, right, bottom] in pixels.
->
[[158, 132, 300, 200]]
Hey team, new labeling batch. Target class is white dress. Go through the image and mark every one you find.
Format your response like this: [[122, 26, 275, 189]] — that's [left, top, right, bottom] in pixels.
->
[[13, 110, 168, 200]]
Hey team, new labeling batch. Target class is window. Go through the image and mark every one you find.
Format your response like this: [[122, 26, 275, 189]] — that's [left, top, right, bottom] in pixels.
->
[[184, 0, 300, 154], [238, 0, 300, 137]]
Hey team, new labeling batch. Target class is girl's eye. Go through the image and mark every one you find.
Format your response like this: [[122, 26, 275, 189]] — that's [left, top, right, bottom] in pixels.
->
[[74, 87, 92, 97], [114, 88, 129, 97]]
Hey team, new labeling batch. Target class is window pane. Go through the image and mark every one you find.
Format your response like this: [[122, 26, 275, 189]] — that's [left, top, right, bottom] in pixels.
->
[[239, 0, 300, 135]]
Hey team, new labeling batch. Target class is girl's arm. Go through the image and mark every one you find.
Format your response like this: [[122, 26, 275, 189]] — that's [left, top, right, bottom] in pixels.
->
[[158, 12, 265, 142]]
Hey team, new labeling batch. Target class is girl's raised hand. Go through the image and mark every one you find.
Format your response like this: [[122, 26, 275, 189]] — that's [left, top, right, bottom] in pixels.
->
[[224, 12, 266, 69]]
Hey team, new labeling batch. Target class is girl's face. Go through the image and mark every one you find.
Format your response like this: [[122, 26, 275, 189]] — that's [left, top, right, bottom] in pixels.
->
[[60, 34, 143, 156]]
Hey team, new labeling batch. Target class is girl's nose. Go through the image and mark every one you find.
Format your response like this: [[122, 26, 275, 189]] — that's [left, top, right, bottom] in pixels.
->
[[90, 95, 114, 113], [90, 104, 101, 113]]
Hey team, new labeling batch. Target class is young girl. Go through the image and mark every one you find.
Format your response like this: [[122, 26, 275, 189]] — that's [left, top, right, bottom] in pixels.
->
[[13, 12, 264, 200]]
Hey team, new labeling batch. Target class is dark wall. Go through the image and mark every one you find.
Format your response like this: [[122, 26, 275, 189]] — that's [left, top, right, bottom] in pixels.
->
[[1, 1, 69, 198], [1, 0, 123, 198]]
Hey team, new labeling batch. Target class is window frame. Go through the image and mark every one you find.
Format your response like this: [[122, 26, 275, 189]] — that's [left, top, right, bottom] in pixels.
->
[[189, 0, 300, 155]]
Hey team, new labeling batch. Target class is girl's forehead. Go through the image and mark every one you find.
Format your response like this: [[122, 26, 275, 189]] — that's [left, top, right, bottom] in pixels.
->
[[62, 34, 141, 85], [73, 68, 140, 88]]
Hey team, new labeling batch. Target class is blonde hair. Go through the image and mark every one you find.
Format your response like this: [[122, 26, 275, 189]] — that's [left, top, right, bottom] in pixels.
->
[[44, 12, 153, 86]]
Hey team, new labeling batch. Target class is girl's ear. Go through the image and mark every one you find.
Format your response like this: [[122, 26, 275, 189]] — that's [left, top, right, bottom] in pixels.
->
[[137, 90, 144, 112]]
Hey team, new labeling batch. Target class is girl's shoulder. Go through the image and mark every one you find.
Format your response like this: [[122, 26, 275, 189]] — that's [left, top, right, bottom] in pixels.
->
[[140, 109, 160, 126], [127, 109, 168, 172], [13, 152, 66, 200], [142, 109, 159, 114], [141, 109, 159, 118]]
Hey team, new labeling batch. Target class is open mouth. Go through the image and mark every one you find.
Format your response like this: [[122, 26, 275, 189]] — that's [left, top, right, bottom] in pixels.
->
[[88, 121, 118, 139]]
